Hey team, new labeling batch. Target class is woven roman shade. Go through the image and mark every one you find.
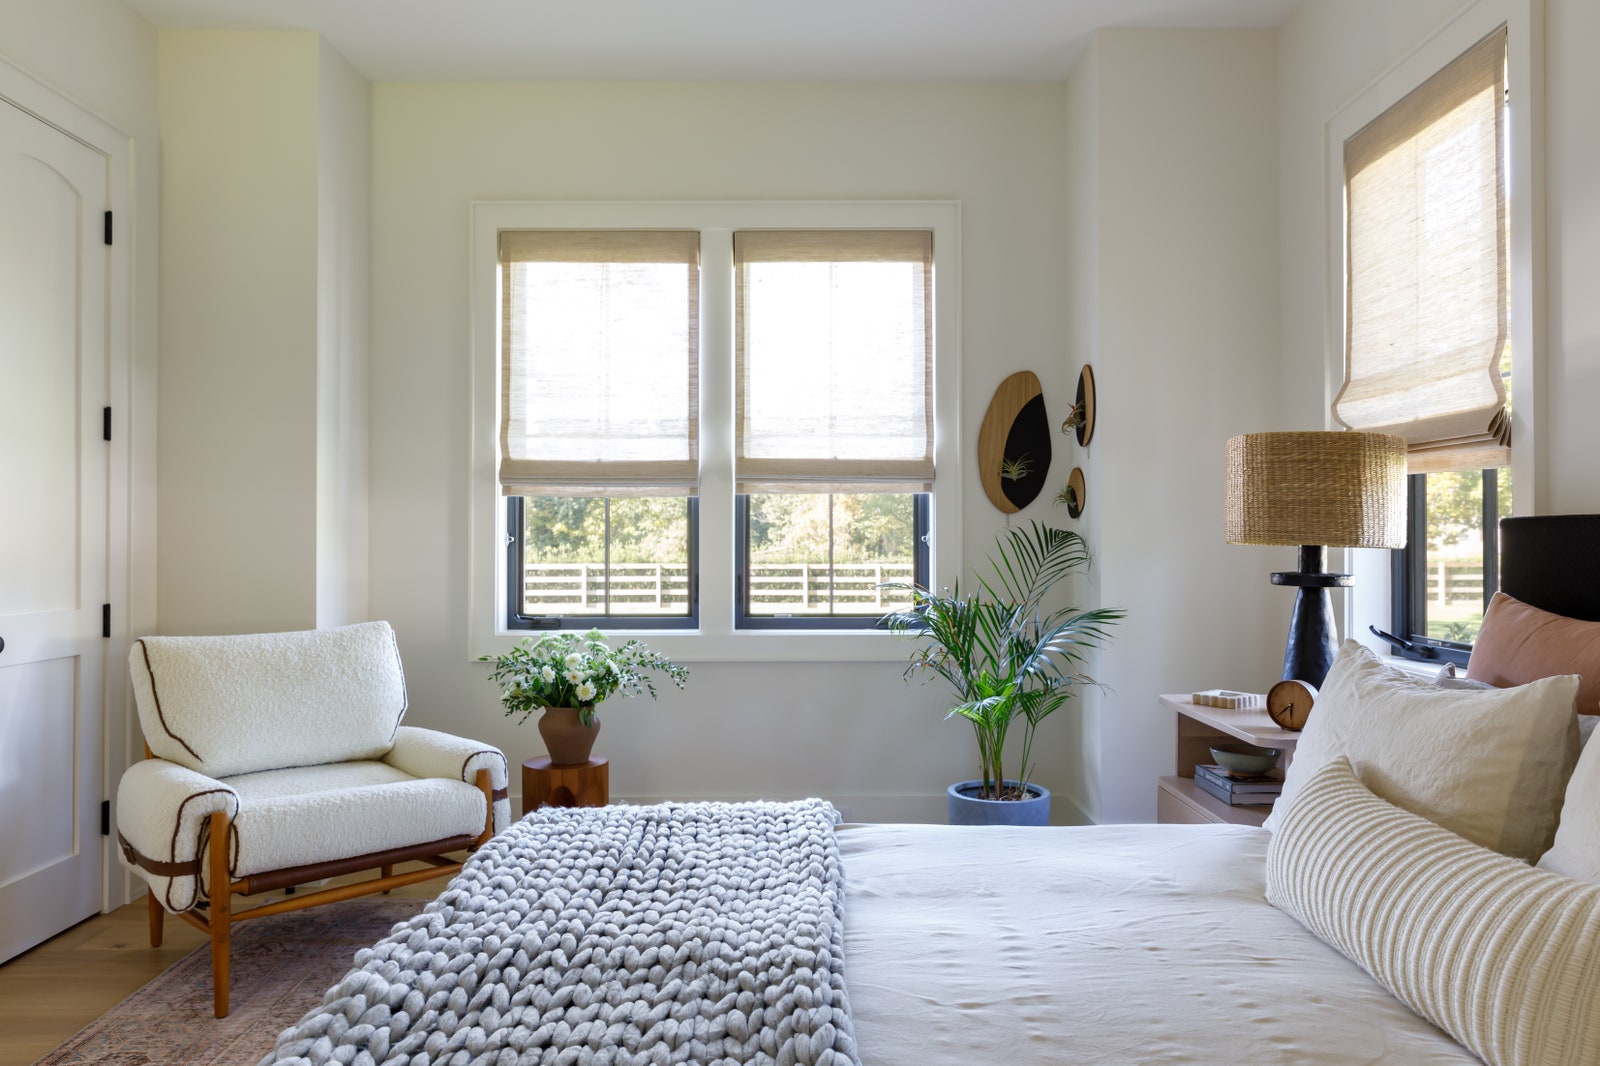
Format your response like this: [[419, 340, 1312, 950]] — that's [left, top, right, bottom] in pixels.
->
[[1225, 432, 1408, 548], [1334, 26, 1508, 475], [734, 230, 933, 494], [499, 230, 699, 496]]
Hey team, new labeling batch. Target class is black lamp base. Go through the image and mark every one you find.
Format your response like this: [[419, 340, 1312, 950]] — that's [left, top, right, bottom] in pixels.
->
[[1269, 545, 1354, 688]]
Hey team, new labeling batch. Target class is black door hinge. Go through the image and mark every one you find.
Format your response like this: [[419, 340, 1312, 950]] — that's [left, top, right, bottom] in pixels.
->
[[103, 407, 111, 442], [100, 800, 110, 837], [102, 603, 111, 638], [103, 211, 112, 246]]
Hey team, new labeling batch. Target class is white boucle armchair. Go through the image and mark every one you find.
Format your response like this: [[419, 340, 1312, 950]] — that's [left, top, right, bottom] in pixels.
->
[[115, 621, 510, 1017]]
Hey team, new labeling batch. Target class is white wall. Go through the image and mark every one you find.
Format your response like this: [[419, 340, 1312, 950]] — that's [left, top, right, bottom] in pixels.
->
[[1542, 0, 1600, 513], [1279, 0, 1600, 516], [159, 30, 322, 634], [369, 81, 1090, 821], [1060, 45, 1102, 818], [1064, 29, 1284, 822], [159, 30, 373, 635], [315, 40, 372, 627]]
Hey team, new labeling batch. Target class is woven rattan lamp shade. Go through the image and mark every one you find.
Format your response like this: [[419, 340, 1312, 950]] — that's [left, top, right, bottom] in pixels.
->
[[1225, 432, 1407, 549]]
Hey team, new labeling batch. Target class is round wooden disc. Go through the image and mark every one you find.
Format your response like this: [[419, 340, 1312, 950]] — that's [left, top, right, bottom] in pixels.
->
[[1073, 364, 1097, 447], [1065, 467, 1086, 518]]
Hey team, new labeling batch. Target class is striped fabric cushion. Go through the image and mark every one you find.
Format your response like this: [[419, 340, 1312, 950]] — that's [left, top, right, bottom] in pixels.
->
[[1267, 756, 1600, 1066]]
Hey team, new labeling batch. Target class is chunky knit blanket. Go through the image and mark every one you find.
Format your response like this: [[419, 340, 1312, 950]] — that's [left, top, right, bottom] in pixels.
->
[[262, 799, 859, 1066]]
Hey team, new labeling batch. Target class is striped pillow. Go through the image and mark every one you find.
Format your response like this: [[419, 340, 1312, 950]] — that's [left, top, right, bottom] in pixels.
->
[[1267, 756, 1600, 1066]]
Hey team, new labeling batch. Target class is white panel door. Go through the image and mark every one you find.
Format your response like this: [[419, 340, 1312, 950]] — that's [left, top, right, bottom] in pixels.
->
[[0, 98, 108, 962]]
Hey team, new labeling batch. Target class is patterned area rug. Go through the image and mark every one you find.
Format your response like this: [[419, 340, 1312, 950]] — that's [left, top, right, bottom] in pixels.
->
[[35, 897, 423, 1066]]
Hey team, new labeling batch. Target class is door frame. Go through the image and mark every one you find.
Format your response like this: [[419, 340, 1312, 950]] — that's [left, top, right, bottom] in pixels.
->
[[0, 54, 138, 913]]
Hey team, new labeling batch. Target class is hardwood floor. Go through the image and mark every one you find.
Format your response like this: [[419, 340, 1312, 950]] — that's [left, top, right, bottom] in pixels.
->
[[0, 877, 440, 1066]]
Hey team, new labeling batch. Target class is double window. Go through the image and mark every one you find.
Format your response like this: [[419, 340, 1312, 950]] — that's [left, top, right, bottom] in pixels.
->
[[476, 203, 956, 642], [1335, 25, 1514, 666]]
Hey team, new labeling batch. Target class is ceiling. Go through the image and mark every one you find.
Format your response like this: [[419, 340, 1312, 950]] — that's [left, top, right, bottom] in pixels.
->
[[118, 0, 1302, 83]]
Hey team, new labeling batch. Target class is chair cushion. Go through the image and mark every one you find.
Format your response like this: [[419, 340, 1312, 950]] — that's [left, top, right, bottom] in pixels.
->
[[222, 762, 487, 880], [130, 621, 408, 778]]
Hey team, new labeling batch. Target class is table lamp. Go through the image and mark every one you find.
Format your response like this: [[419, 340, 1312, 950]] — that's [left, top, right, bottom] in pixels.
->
[[1225, 431, 1407, 687]]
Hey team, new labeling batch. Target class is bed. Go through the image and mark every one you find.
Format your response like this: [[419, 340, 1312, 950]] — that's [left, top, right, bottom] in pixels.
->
[[262, 516, 1600, 1066]]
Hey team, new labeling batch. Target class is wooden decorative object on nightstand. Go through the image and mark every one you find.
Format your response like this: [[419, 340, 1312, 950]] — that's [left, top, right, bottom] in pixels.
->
[[522, 756, 609, 816], [1156, 695, 1299, 827]]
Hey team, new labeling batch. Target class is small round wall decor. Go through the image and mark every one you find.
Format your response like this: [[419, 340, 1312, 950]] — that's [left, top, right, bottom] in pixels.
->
[[1061, 364, 1096, 446]]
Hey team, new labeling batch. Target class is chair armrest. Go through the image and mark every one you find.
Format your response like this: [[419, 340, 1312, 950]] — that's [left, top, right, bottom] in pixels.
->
[[115, 759, 238, 913], [384, 726, 510, 833]]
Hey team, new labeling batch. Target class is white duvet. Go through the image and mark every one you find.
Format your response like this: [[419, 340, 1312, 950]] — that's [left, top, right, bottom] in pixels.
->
[[839, 822, 1478, 1065]]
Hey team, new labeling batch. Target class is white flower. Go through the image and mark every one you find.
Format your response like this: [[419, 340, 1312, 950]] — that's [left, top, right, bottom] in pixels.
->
[[539, 665, 556, 683], [564, 668, 587, 685], [564, 652, 583, 669], [575, 680, 597, 701]]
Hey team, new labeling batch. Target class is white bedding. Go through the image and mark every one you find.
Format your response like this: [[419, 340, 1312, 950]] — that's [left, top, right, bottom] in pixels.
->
[[839, 821, 1479, 1065]]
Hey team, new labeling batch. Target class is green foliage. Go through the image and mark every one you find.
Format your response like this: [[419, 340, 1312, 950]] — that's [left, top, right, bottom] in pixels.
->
[[522, 497, 690, 564], [1424, 468, 1513, 550], [881, 522, 1123, 801], [479, 629, 688, 727], [747, 493, 918, 566], [999, 454, 1034, 481]]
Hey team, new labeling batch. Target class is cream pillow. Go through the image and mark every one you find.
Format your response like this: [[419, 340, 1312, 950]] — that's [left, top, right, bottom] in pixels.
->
[[1267, 756, 1600, 1066], [1539, 731, 1600, 882], [1264, 640, 1579, 861]]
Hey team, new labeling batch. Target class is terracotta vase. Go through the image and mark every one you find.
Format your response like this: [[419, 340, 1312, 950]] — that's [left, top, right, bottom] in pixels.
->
[[538, 706, 600, 765]]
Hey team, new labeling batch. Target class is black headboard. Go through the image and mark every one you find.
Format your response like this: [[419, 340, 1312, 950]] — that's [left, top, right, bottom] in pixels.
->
[[1498, 515, 1600, 622]]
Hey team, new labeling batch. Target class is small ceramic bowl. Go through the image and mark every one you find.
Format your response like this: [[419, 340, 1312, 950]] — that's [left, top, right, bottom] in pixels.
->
[[1210, 741, 1280, 776]]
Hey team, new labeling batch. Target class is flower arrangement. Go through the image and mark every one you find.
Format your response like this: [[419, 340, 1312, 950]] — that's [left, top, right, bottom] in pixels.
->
[[480, 629, 688, 727]]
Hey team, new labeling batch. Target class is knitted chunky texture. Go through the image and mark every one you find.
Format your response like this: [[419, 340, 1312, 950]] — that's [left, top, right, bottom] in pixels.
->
[[1267, 757, 1600, 1066], [263, 800, 859, 1066]]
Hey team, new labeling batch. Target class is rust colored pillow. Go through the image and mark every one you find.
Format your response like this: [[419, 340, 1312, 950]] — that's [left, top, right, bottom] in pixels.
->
[[1467, 592, 1600, 713]]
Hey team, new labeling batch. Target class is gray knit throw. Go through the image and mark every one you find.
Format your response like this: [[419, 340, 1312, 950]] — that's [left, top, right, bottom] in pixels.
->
[[261, 799, 860, 1066]]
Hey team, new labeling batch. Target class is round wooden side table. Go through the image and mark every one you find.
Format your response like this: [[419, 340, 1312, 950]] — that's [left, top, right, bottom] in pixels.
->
[[521, 755, 609, 816]]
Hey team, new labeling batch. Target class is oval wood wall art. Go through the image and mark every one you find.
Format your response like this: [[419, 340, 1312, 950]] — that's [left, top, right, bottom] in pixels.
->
[[1065, 467, 1086, 518], [978, 370, 1051, 514], [1066, 363, 1097, 447]]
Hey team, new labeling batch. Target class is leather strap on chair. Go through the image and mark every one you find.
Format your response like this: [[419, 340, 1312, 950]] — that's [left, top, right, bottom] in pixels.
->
[[118, 832, 201, 878], [493, 787, 508, 803]]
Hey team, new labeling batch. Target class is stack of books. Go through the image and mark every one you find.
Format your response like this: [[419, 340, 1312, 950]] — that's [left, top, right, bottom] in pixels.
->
[[1192, 763, 1283, 807]]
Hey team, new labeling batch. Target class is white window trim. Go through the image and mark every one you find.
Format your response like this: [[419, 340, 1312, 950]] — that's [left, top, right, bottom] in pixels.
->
[[1323, 0, 1544, 656], [468, 200, 962, 662]]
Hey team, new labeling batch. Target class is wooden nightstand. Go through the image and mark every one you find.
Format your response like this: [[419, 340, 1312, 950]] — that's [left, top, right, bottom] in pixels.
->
[[1156, 695, 1299, 826]]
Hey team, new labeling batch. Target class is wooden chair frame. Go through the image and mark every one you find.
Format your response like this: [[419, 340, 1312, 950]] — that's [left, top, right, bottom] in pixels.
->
[[146, 767, 497, 1017]]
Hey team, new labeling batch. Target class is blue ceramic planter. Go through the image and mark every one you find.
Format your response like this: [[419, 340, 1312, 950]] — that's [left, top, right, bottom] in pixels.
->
[[946, 779, 1051, 826]]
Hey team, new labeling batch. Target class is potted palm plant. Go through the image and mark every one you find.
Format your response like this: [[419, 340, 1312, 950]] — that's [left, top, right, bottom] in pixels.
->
[[882, 522, 1122, 825]]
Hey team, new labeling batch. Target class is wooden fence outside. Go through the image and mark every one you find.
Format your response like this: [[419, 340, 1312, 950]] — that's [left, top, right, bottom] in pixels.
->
[[521, 561, 915, 615], [1427, 560, 1484, 606]]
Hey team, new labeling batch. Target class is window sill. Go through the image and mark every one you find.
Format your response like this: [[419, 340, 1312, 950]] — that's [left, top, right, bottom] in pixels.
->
[[1375, 653, 1446, 680]]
